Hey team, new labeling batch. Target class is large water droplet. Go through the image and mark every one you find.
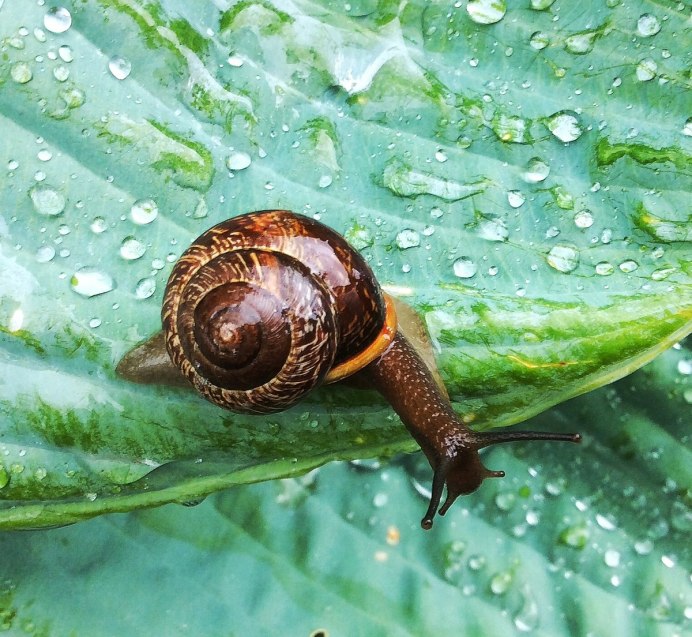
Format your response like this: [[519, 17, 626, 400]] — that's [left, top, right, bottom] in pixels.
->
[[574, 209, 594, 228], [396, 229, 421, 249], [547, 111, 583, 143], [513, 586, 540, 632], [130, 199, 158, 225], [453, 257, 478, 278], [36, 245, 56, 263], [10, 62, 32, 84], [58, 45, 73, 62], [522, 157, 550, 183], [565, 31, 598, 55], [226, 151, 252, 171], [636, 58, 657, 82], [466, 0, 506, 24], [108, 56, 132, 80], [44, 7, 72, 34], [530, 0, 555, 9], [547, 244, 579, 273], [70, 267, 115, 297], [477, 217, 508, 242], [489, 570, 513, 595], [119, 236, 146, 260], [619, 259, 638, 273], [135, 277, 156, 299], [637, 13, 661, 37], [29, 184, 65, 216], [529, 31, 549, 50]]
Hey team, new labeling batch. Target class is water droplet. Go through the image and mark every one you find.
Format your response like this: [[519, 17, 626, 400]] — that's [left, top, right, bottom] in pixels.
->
[[396, 229, 421, 249], [619, 259, 638, 273], [227, 54, 244, 67], [595, 513, 617, 531], [636, 58, 657, 82], [36, 245, 56, 263], [44, 7, 72, 34], [53, 65, 70, 82], [513, 586, 540, 632], [58, 45, 73, 62], [318, 174, 333, 188], [453, 257, 478, 279], [90, 216, 107, 233], [442, 540, 467, 582], [522, 157, 550, 183], [574, 209, 594, 228], [547, 111, 583, 143], [130, 199, 158, 225], [345, 224, 373, 250], [651, 267, 675, 281], [491, 114, 527, 143], [37, 149, 53, 162], [551, 185, 574, 209], [226, 151, 252, 171], [70, 267, 115, 297], [507, 190, 526, 208], [637, 13, 661, 37], [89, 318, 102, 329], [634, 539, 654, 555], [530, 0, 555, 9], [468, 554, 486, 571], [119, 236, 146, 260], [135, 277, 156, 299], [494, 491, 516, 511], [7, 159, 19, 171], [547, 244, 579, 273], [477, 217, 508, 242], [108, 56, 132, 80], [467, 0, 506, 24], [683, 117, 692, 137], [565, 31, 598, 55], [59, 85, 86, 109], [559, 522, 590, 548], [604, 548, 621, 567], [10, 62, 32, 84], [489, 570, 513, 595], [529, 31, 549, 50], [29, 184, 65, 216], [434, 150, 448, 163]]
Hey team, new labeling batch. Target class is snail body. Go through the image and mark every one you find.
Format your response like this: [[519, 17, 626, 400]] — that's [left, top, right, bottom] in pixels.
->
[[118, 210, 580, 529]]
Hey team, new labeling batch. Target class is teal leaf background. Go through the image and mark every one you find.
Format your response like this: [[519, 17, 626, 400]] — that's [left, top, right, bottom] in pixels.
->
[[0, 0, 690, 634]]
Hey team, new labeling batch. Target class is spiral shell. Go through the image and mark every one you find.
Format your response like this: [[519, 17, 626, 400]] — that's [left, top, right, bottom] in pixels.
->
[[162, 210, 386, 414]]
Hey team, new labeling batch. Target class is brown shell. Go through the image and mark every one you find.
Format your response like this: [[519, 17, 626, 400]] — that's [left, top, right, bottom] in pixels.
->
[[162, 210, 386, 414]]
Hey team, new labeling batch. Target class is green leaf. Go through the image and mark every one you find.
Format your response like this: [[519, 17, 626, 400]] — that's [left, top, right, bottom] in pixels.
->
[[0, 0, 690, 541]]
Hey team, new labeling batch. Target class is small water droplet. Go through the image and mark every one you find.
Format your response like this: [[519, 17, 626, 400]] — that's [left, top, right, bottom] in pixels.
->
[[108, 56, 132, 80], [489, 570, 513, 595], [559, 522, 590, 548], [634, 538, 654, 555], [547, 244, 579, 273], [547, 111, 583, 143], [522, 157, 550, 183], [468, 554, 486, 571], [604, 548, 621, 567], [135, 277, 156, 299], [318, 174, 333, 188], [434, 150, 448, 163], [90, 216, 107, 233], [596, 513, 617, 531], [10, 62, 33, 84], [373, 492, 388, 508], [227, 54, 244, 67], [119, 236, 146, 260], [396, 229, 421, 249], [513, 586, 540, 632], [70, 267, 115, 297], [467, 0, 506, 24], [637, 13, 661, 37], [683, 117, 692, 137], [130, 199, 158, 225], [453, 257, 478, 279], [636, 58, 657, 82], [29, 184, 65, 216], [89, 317, 102, 329], [507, 190, 526, 208], [226, 151, 252, 171], [494, 491, 516, 511], [574, 209, 594, 228], [44, 7, 72, 34], [530, 0, 555, 9]]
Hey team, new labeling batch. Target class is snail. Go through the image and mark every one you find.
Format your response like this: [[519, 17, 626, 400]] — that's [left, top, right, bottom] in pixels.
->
[[118, 210, 580, 529]]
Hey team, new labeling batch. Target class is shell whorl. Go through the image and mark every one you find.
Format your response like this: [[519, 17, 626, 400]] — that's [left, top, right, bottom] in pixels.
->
[[162, 210, 386, 414]]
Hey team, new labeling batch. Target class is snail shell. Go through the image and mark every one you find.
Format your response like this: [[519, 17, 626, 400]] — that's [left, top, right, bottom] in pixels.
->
[[161, 210, 391, 414], [119, 210, 581, 529]]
